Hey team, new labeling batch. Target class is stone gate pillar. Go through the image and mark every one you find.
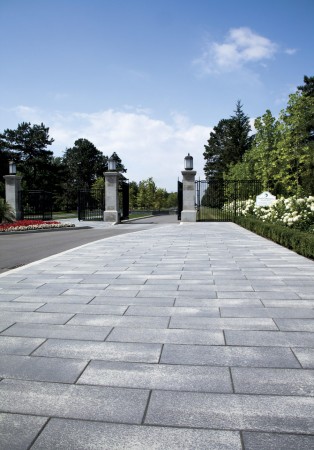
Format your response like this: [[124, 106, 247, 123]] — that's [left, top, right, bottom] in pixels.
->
[[181, 169, 197, 222], [103, 171, 120, 224], [4, 175, 23, 220]]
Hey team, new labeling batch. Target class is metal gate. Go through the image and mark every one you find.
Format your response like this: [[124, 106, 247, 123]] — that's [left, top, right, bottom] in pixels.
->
[[119, 179, 129, 220], [196, 180, 262, 221], [177, 180, 183, 220], [78, 189, 105, 221], [22, 190, 53, 220]]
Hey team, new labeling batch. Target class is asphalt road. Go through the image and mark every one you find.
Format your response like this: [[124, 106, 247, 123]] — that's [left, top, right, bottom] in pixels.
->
[[0, 215, 178, 274]]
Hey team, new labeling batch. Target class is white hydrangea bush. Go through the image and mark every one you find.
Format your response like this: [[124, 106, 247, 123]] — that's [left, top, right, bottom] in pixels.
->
[[224, 196, 314, 232]]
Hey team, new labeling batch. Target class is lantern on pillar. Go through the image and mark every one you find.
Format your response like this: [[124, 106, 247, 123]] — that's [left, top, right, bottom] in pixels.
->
[[184, 153, 193, 170], [9, 161, 17, 175], [108, 155, 117, 171]]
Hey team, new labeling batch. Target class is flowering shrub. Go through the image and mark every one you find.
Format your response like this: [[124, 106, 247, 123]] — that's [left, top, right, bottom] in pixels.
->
[[0, 220, 75, 232], [223, 196, 314, 233], [223, 199, 255, 216]]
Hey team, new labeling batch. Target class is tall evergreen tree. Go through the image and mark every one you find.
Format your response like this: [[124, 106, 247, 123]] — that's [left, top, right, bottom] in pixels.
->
[[62, 138, 107, 189], [203, 119, 231, 180], [298, 75, 314, 97], [229, 100, 253, 163], [0, 122, 55, 190], [203, 101, 252, 180]]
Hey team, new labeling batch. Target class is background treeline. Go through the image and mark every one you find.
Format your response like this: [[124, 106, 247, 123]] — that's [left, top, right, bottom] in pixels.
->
[[203, 75, 314, 196], [128, 178, 177, 210], [0, 127, 176, 211]]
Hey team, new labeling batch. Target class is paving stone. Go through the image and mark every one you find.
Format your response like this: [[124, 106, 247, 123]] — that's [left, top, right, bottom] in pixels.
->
[[299, 293, 314, 299], [125, 306, 220, 317], [0, 336, 45, 355], [31, 418, 242, 450], [104, 278, 148, 285], [12, 295, 95, 304], [262, 299, 314, 308], [0, 379, 149, 424], [65, 288, 141, 297], [175, 298, 264, 307], [91, 296, 175, 306], [221, 307, 314, 318], [68, 314, 169, 328], [0, 302, 45, 311], [0, 294, 26, 302], [256, 291, 301, 300], [0, 289, 46, 296], [146, 279, 215, 285], [33, 338, 162, 363], [0, 283, 45, 290], [0, 311, 74, 324], [180, 273, 213, 279], [0, 412, 47, 450], [275, 318, 314, 331], [217, 292, 260, 299], [209, 285, 255, 292], [160, 344, 300, 368], [135, 290, 183, 297], [107, 327, 224, 345], [135, 274, 183, 279], [232, 367, 314, 396], [0, 354, 87, 383], [36, 303, 127, 315], [242, 431, 314, 450], [293, 348, 314, 368], [37, 285, 75, 295], [169, 317, 277, 330], [225, 330, 314, 347], [78, 360, 232, 392], [1, 323, 112, 341], [145, 390, 314, 433], [0, 322, 14, 333]]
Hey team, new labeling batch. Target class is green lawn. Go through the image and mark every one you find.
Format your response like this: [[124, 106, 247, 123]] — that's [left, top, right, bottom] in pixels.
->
[[52, 211, 78, 219], [198, 207, 232, 221]]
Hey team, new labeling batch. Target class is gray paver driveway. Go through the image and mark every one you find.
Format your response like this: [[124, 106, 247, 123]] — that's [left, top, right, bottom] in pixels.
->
[[0, 222, 314, 449]]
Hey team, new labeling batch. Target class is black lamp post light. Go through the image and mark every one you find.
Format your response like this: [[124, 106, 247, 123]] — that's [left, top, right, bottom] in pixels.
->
[[9, 160, 17, 175], [108, 155, 117, 171], [184, 153, 193, 170]]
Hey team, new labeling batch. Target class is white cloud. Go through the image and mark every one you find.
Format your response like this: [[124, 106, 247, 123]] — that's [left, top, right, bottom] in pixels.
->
[[284, 48, 297, 55], [194, 27, 278, 74], [8, 106, 210, 192], [12, 105, 43, 123]]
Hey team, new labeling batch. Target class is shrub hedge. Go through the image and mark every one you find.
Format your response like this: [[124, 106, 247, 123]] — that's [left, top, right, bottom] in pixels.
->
[[234, 216, 314, 260]]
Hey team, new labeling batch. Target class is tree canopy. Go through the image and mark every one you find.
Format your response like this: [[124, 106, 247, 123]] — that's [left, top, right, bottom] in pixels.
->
[[298, 75, 314, 97], [62, 138, 107, 189], [0, 122, 55, 190], [224, 76, 314, 196]]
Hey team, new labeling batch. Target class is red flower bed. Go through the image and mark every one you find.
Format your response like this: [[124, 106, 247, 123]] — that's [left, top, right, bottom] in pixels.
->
[[0, 220, 75, 232], [0, 220, 61, 231]]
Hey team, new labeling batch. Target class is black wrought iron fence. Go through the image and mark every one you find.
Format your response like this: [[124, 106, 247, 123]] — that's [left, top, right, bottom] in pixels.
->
[[78, 189, 105, 221], [22, 190, 53, 220], [196, 180, 263, 221], [177, 180, 183, 220], [119, 178, 129, 220]]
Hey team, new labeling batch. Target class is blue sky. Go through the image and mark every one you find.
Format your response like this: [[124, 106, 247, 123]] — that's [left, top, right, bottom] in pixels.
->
[[1, 0, 313, 191]]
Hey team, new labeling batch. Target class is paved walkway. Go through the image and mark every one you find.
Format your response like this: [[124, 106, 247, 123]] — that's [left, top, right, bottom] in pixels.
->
[[0, 222, 314, 449]]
